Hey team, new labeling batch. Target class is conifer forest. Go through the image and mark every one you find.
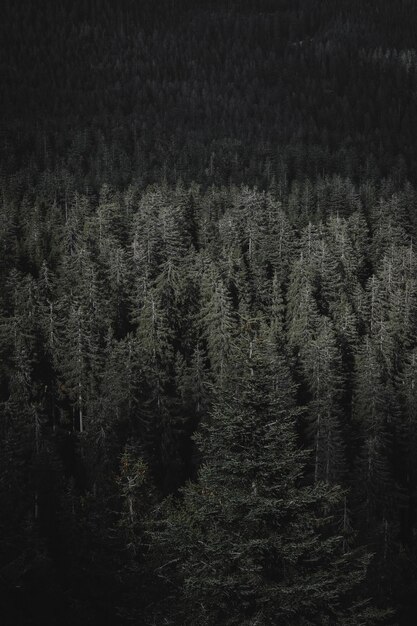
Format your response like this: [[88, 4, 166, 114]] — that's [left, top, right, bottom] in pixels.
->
[[3, 1, 417, 624]]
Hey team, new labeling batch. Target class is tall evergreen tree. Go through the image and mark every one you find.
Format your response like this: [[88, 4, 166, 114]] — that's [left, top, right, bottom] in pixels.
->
[[153, 335, 374, 625]]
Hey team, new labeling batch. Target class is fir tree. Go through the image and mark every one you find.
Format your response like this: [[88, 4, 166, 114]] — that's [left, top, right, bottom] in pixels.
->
[[153, 335, 373, 625]]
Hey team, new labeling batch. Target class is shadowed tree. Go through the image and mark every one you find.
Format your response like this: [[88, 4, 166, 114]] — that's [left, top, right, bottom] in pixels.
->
[[152, 334, 375, 625]]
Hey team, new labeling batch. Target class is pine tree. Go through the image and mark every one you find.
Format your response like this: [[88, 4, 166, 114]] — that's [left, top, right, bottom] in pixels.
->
[[153, 336, 374, 625], [352, 337, 397, 535], [200, 278, 236, 389], [301, 317, 346, 485]]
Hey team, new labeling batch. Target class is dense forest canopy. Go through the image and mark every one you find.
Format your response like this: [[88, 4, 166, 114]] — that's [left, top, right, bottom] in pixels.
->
[[1, 1, 417, 624]]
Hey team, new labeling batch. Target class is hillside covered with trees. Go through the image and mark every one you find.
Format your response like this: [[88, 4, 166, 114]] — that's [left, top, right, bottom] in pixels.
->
[[1, 1, 417, 624]]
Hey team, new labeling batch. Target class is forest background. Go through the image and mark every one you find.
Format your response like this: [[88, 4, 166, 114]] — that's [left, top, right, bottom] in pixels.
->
[[1, 1, 417, 623]]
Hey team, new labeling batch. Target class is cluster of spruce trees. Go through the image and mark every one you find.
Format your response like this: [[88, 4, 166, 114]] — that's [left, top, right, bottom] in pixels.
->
[[2, 176, 417, 623], [2, 0, 417, 624]]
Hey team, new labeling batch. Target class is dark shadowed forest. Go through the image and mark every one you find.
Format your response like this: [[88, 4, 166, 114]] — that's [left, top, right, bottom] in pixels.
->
[[1, 1, 417, 624]]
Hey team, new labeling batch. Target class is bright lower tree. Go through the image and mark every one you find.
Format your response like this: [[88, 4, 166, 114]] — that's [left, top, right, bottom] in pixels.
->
[[153, 332, 377, 625]]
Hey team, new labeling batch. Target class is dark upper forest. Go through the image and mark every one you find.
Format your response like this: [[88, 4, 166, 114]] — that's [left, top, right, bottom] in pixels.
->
[[1, 1, 417, 624]]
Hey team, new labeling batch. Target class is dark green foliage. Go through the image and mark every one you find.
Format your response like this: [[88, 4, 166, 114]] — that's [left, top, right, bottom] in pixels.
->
[[152, 338, 374, 625], [2, 1, 417, 624]]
